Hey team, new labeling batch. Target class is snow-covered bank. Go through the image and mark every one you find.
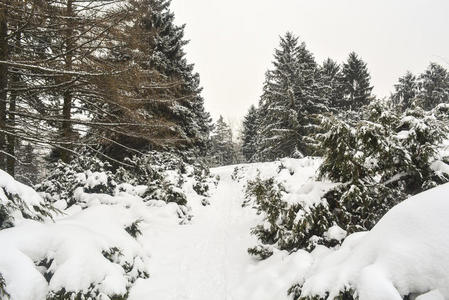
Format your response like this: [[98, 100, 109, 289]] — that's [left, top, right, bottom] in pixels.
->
[[299, 182, 449, 299], [2, 156, 449, 299]]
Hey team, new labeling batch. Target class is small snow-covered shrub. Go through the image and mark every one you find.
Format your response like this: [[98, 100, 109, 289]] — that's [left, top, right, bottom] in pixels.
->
[[36, 156, 116, 208], [246, 175, 337, 256], [38, 150, 215, 210], [317, 101, 449, 237], [0, 170, 55, 229], [0, 200, 151, 300], [116, 151, 213, 204]]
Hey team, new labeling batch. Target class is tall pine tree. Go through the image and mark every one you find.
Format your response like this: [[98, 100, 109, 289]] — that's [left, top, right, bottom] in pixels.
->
[[241, 105, 258, 161], [391, 71, 418, 111], [417, 63, 449, 110], [253, 33, 323, 161], [340, 52, 373, 110], [254, 33, 303, 161]]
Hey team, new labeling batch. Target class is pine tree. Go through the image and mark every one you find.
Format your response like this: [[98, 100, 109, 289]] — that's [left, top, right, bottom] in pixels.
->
[[209, 116, 237, 166], [417, 63, 449, 110], [143, 0, 212, 154], [319, 58, 344, 110], [391, 71, 418, 111], [253, 33, 302, 161], [340, 52, 373, 110], [241, 105, 259, 161], [253, 33, 324, 161], [98, 0, 211, 161]]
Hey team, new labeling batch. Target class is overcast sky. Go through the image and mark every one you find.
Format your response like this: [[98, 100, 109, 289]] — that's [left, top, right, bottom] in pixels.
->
[[171, 0, 449, 129]]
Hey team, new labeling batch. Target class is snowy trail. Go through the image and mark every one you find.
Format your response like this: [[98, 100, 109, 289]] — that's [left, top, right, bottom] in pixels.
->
[[129, 166, 261, 300], [129, 160, 320, 300]]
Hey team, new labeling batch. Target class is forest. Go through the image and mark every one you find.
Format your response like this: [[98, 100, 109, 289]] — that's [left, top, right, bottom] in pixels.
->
[[1, 1, 449, 300]]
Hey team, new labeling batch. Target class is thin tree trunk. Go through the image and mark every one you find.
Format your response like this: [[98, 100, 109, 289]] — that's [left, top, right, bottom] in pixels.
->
[[7, 28, 20, 176], [61, 0, 74, 163], [0, 4, 8, 170]]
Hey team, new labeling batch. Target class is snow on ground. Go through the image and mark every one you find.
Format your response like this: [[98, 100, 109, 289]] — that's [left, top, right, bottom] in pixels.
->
[[300, 182, 449, 299], [129, 157, 323, 300], [2, 156, 449, 299]]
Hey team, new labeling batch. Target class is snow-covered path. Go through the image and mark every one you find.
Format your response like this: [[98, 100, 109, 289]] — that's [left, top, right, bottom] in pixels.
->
[[129, 161, 317, 300], [129, 166, 260, 300]]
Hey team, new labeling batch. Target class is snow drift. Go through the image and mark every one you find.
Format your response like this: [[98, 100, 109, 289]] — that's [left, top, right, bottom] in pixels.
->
[[299, 182, 449, 299]]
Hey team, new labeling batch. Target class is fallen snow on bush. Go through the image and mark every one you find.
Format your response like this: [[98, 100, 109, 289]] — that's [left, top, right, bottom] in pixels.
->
[[299, 182, 449, 299], [0, 164, 211, 300], [0, 170, 55, 228], [2, 157, 449, 300]]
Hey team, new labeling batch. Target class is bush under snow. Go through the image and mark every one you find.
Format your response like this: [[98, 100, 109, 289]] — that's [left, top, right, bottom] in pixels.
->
[[292, 182, 449, 299], [0, 151, 216, 300], [0, 170, 55, 229]]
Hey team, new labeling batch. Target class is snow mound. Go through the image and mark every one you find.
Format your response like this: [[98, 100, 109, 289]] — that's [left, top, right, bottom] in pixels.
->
[[0, 170, 197, 300], [229, 157, 334, 208], [0, 170, 55, 228], [300, 183, 449, 299]]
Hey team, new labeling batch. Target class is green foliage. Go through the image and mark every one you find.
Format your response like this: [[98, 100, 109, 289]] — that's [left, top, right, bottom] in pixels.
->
[[0, 273, 9, 299], [246, 175, 336, 256], [248, 100, 449, 260], [38, 150, 214, 209], [318, 101, 448, 233], [288, 284, 358, 300], [125, 220, 143, 238], [340, 52, 373, 110], [1, 171, 56, 229], [208, 116, 240, 166], [36, 155, 116, 208]]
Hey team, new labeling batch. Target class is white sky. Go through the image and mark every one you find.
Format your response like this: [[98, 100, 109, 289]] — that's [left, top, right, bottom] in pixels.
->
[[171, 0, 449, 129]]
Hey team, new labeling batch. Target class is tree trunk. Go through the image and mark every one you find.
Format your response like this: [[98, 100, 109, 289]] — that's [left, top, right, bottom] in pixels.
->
[[0, 4, 8, 171], [7, 28, 20, 176], [61, 0, 74, 163]]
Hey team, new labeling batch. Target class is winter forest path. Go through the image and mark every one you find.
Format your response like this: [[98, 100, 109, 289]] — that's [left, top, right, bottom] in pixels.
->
[[129, 165, 262, 300]]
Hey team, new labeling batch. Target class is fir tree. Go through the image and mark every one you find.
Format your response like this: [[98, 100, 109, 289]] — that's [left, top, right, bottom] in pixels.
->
[[417, 63, 449, 110], [209, 116, 238, 166], [253, 33, 323, 161], [241, 105, 259, 161], [391, 71, 418, 111], [319, 58, 344, 111], [340, 52, 373, 109]]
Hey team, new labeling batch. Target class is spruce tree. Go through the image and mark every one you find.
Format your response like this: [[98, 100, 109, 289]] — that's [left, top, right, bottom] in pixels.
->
[[145, 0, 212, 154], [96, 0, 211, 161], [253, 33, 323, 161], [254, 33, 302, 161], [340, 52, 373, 110], [391, 71, 418, 111], [241, 105, 259, 161], [209, 116, 237, 166], [319, 58, 344, 110], [417, 63, 449, 110]]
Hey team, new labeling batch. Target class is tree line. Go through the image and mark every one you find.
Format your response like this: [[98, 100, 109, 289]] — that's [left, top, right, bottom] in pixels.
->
[[0, 0, 211, 179], [241, 32, 449, 163]]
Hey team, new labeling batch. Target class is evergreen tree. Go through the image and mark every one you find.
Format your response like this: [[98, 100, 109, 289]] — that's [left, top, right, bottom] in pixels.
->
[[253, 33, 323, 161], [91, 0, 211, 162], [241, 105, 259, 161], [340, 52, 373, 109], [417, 63, 449, 110], [209, 116, 238, 166], [391, 71, 418, 111], [254, 33, 302, 161], [143, 0, 212, 154], [319, 58, 344, 110]]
